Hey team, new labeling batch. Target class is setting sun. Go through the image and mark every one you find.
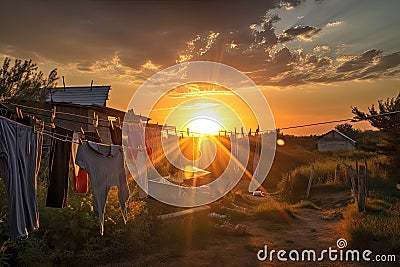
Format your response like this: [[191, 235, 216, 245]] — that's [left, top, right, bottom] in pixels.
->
[[184, 118, 224, 135]]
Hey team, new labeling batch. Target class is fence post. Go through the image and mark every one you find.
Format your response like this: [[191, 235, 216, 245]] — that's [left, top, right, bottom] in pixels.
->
[[364, 159, 369, 197], [342, 161, 358, 202], [355, 160, 359, 176], [306, 165, 314, 199], [358, 165, 366, 212]]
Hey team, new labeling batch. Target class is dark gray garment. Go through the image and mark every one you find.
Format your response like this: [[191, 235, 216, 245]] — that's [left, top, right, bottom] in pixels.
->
[[75, 141, 129, 235], [0, 116, 43, 240]]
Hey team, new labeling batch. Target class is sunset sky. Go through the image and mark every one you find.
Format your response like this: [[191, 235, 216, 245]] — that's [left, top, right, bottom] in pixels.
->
[[1, 0, 399, 135]]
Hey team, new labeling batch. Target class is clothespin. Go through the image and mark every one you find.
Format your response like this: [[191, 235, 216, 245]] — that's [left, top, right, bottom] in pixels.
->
[[93, 112, 98, 128], [187, 127, 190, 137], [33, 119, 44, 134], [256, 125, 259, 135], [249, 128, 252, 136], [234, 127, 237, 136], [15, 106, 23, 119], [117, 117, 121, 127], [241, 127, 244, 137], [80, 127, 85, 135], [51, 106, 56, 129], [110, 119, 114, 130]]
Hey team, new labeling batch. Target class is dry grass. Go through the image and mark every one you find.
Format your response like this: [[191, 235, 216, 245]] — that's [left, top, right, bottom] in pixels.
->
[[340, 200, 400, 254], [278, 153, 390, 202]]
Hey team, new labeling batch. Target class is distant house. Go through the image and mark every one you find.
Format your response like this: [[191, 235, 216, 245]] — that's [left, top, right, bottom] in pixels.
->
[[45, 86, 149, 143], [317, 129, 356, 151]]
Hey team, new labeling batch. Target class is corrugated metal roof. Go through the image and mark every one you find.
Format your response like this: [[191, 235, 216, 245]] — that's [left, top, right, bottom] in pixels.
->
[[46, 86, 110, 107], [318, 129, 356, 143]]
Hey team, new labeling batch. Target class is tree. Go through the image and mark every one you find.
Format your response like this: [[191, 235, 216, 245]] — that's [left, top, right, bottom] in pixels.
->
[[352, 92, 400, 174], [0, 57, 58, 104], [334, 123, 360, 140]]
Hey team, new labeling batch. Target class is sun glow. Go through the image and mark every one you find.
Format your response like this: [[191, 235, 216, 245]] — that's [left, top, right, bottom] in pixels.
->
[[185, 118, 223, 135]]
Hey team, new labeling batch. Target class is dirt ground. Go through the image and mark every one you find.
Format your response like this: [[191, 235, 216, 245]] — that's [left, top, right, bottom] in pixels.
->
[[159, 191, 352, 267], [100, 185, 397, 267]]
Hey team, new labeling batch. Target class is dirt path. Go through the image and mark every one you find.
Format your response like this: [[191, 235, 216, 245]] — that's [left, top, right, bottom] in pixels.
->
[[162, 207, 347, 267], [104, 189, 361, 267]]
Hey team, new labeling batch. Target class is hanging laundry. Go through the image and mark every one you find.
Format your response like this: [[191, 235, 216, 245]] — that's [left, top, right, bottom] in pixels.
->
[[75, 168, 89, 194], [125, 122, 145, 164], [70, 131, 88, 194], [144, 126, 160, 165], [75, 141, 129, 235], [134, 150, 150, 197], [124, 122, 151, 197], [46, 126, 73, 208], [231, 134, 239, 173], [253, 134, 261, 179], [109, 123, 122, 146], [0, 116, 43, 240]]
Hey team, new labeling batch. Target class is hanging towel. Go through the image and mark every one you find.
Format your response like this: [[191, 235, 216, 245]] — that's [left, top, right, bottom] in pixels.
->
[[0, 116, 43, 240]]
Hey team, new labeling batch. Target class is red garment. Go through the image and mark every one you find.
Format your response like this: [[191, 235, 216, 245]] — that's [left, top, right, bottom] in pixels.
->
[[74, 168, 88, 194], [146, 145, 153, 163]]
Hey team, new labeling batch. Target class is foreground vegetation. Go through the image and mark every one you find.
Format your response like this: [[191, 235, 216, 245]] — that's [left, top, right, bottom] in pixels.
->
[[1, 136, 399, 265]]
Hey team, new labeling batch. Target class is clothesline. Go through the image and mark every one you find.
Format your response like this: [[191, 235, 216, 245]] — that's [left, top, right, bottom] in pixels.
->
[[4, 102, 258, 137], [3, 102, 174, 133], [4, 101, 112, 124], [5, 101, 400, 137], [11, 107, 112, 129]]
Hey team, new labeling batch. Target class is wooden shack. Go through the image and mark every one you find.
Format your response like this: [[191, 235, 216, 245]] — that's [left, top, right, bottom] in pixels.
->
[[317, 129, 356, 151]]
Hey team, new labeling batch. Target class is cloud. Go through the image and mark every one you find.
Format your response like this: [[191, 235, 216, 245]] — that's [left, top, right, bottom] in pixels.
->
[[326, 20, 342, 27], [0, 0, 399, 90], [336, 49, 382, 73], [0, 0, 277, 69], [247, 47, 400, 86], [277, 25, 321, 42], [278, 0, 305, 10], [69, 52, 159, 84], [362, 51, 400, 75], [313, 45, 330, 53], [168, 83, 234, 98]]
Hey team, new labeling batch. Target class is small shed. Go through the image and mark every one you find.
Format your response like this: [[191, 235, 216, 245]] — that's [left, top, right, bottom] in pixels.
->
[[47, 85, 111, 106], [317, 129, 356, 151], [45, 85, 150, 143]]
